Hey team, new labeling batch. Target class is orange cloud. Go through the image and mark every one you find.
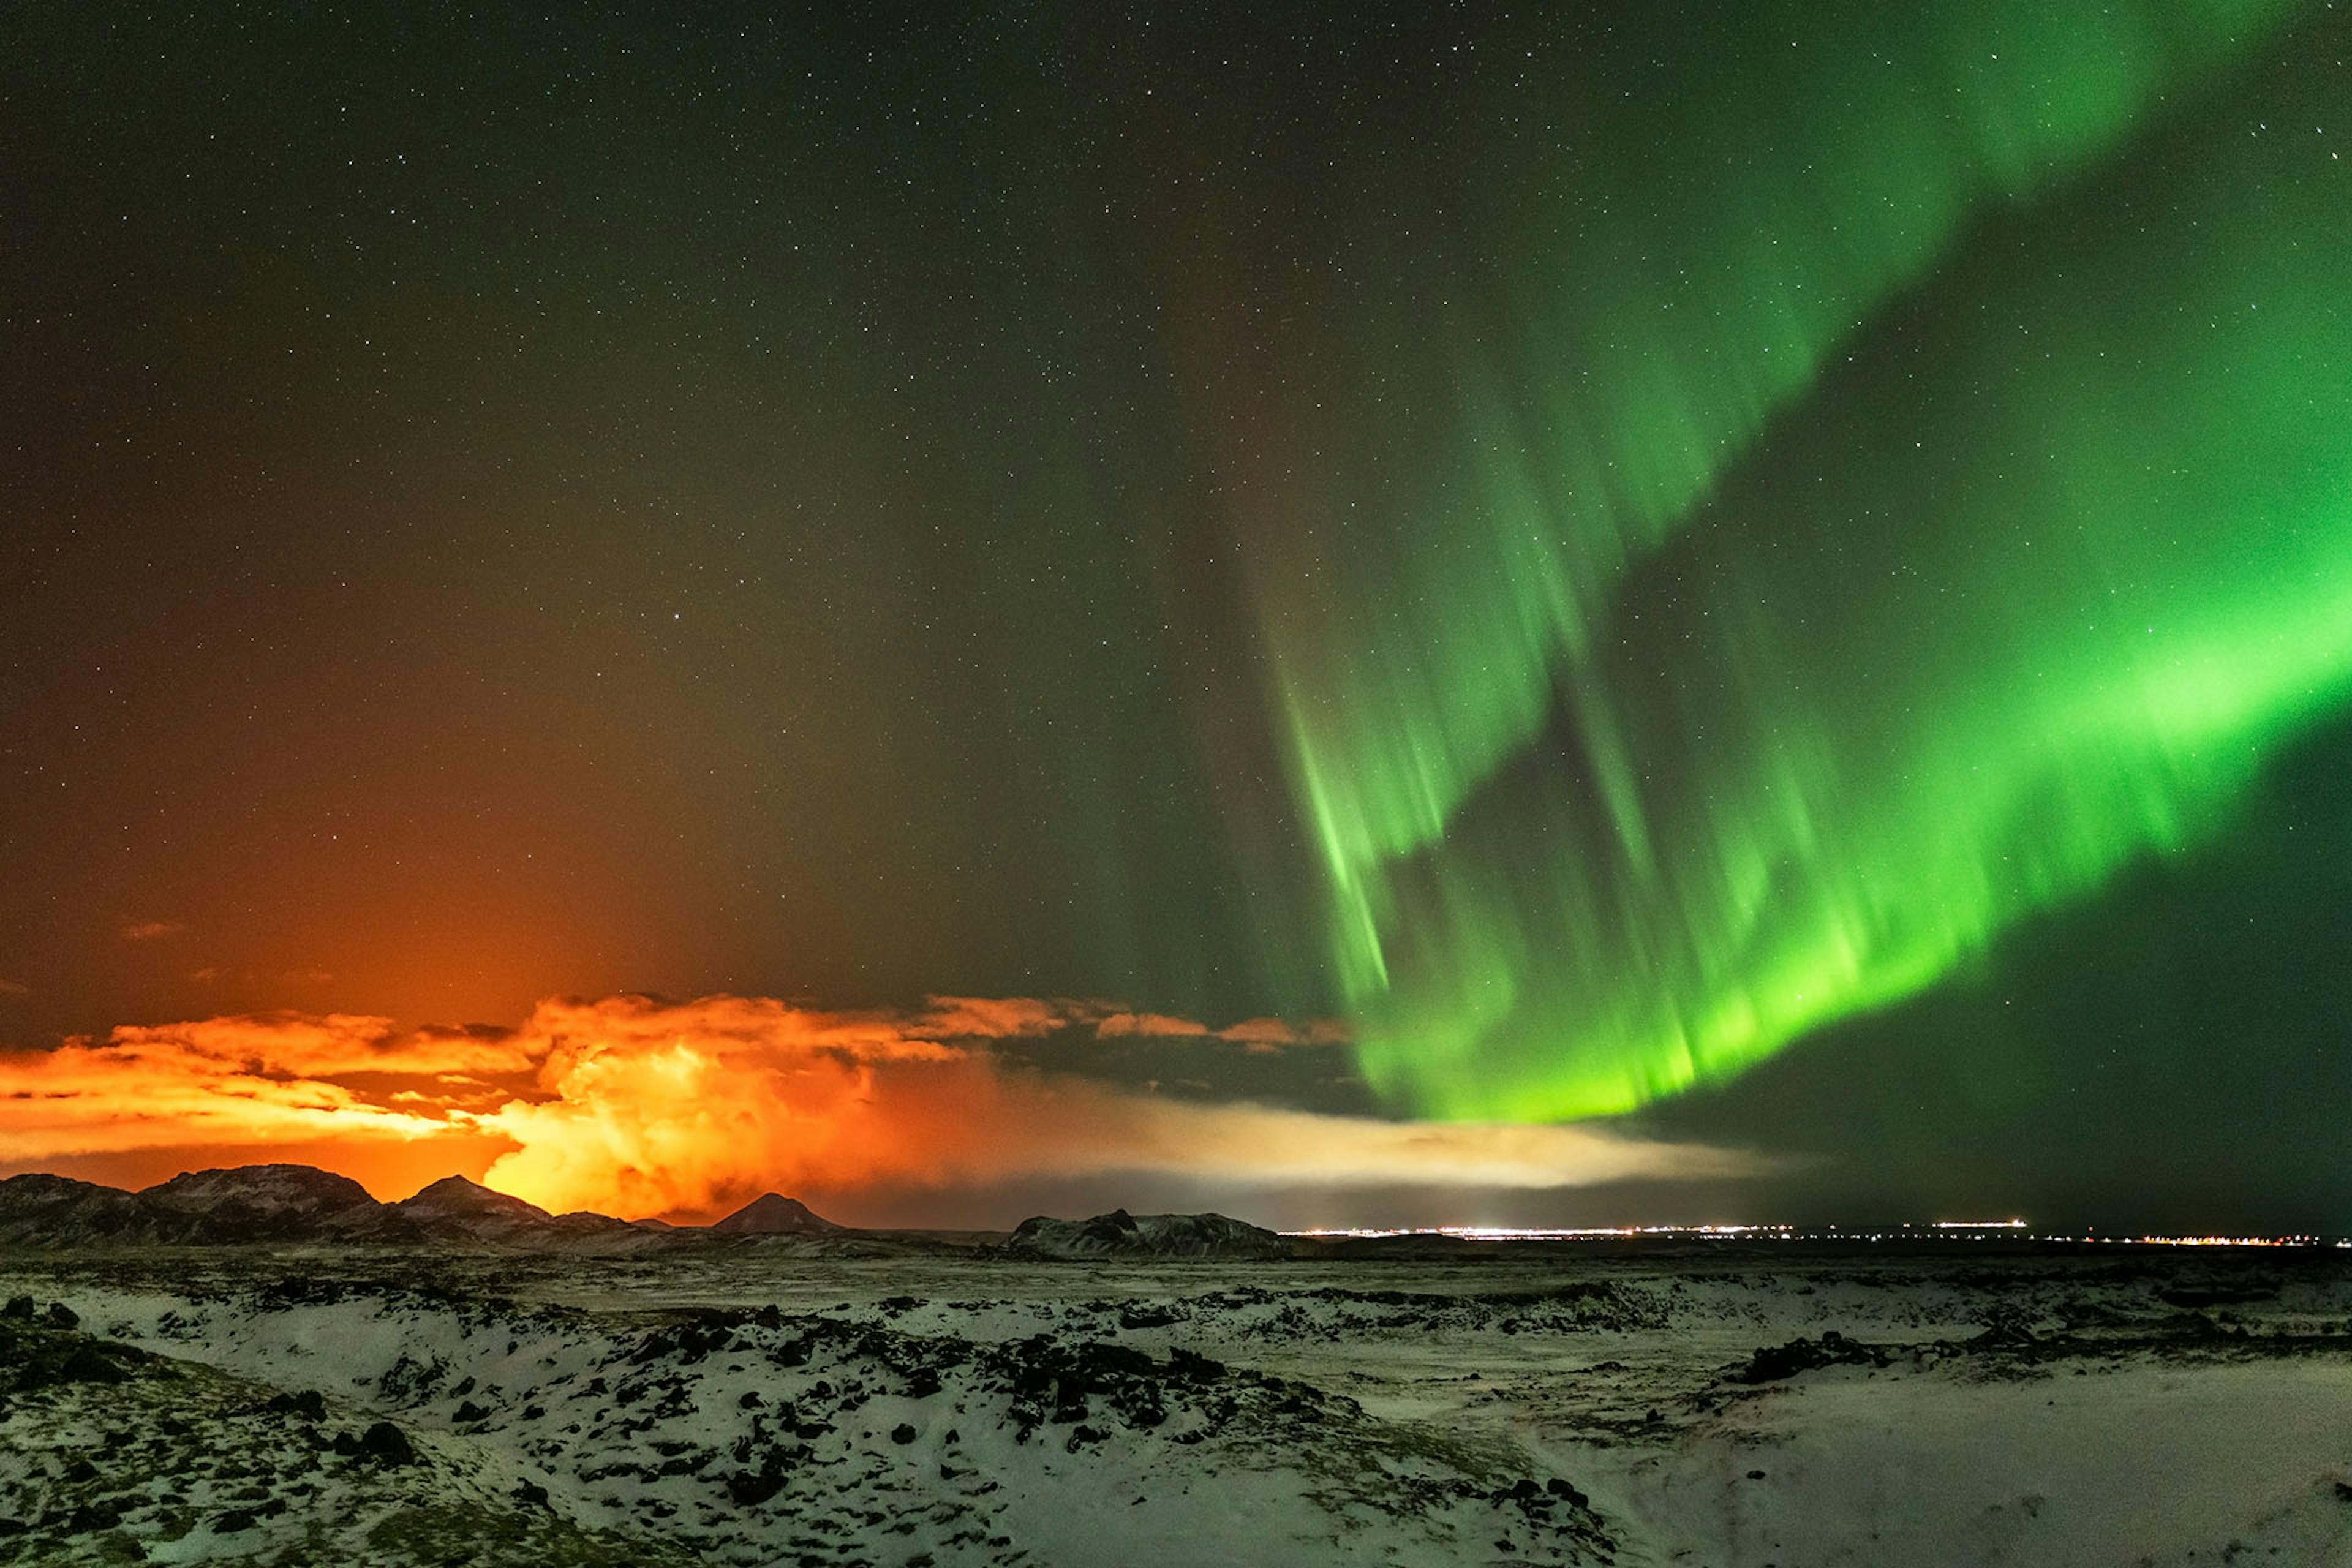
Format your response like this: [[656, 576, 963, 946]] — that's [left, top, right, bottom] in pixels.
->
[[472, 994, 1770, 1217], [1093, 1012, 1349, 1050], [1214, 1017, 1302, 1046], [0, 1020, 456, 1161], [0, 979, 28, 998], [0, 993, 1775, 1219], [913, 995, 1084, 1038], [1095, 1011, 1210, 1039], [119, 919, 186, 942], [104, 1013, 537, 1078]]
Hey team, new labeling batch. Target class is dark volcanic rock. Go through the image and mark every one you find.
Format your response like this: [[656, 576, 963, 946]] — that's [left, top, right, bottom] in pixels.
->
[[1002, 1209, 1291, 1261], [0, 1309, 159, 1395], [266, 1389, 327, 1421], [66, 1501, 123, 1534], [723, 1443, 804, 1506], [992, 1336, 1193, 1439], [712, 1193, 842, 1234], [1733, 1330, 1888, 1384], [1118, 1303, 1186, 1330], [2158, 1282, 2278, 1309], [357, 1421, 418, 1466], [56, 1344, 125, 1384]]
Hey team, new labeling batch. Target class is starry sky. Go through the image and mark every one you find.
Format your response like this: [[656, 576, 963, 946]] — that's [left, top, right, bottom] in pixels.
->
[[3, 1, 2348, 1230]]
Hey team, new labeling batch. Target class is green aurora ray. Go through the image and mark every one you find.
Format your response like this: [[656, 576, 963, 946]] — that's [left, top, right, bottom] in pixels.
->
[[1238, 0, 2352, 1119]]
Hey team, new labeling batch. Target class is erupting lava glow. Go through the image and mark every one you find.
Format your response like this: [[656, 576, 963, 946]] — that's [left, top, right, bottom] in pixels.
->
[[0, 993, 1771, 1219]]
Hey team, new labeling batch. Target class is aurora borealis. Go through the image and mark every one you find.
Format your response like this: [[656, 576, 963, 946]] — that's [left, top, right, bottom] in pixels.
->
[[1260, 0, 2352, 1120], [3, 1, 2348, 1227]]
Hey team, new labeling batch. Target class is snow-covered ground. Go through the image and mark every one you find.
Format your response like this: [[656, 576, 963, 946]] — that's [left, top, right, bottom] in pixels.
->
[[2, 1246, 2349, 1565]]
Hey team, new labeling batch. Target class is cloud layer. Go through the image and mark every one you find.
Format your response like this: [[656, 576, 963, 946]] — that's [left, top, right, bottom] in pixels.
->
[[0, 993, 1775, 1218]]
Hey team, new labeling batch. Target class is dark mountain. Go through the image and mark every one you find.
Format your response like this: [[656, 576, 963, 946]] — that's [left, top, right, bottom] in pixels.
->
[[385, 1177, 669, 1250], [0, 1164, 1237, 1259], [0, 1166, 657, 1250], [137, 1165, 380, 1243], [141, 1164, 374, 1216], [1001, 1208, 1291, 1261], [711, 1193, 840, 1235], [391, 1175, 555, 1229]]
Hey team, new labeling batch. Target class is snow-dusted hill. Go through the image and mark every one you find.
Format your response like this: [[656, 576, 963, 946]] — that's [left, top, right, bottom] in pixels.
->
[[1001, 1208, 1289, 1261], [0, 1167, 1316, 1268], [0, 1168, 658, 1251], [0, 1167, 861, 1255]]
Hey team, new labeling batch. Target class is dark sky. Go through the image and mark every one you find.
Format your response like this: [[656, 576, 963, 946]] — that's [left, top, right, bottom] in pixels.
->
[[4, 1, 2347, 1231]]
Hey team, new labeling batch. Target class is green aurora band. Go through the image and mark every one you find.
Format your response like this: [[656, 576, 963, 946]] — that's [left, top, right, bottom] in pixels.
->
[[1240, 1, 2352, 1119]]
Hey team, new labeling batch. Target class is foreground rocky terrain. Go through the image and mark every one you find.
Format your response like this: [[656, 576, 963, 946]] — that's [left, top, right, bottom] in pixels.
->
[[2, 1232, 2350, 1566]]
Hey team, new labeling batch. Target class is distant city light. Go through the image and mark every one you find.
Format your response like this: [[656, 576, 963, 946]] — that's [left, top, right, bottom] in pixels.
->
[[1280, 1223, 2348, 1248], [1283, 1224, 1795, 1242]]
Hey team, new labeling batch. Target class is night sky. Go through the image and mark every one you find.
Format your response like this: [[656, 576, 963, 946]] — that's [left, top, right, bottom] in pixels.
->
[[4, 1, 2347, 1231]]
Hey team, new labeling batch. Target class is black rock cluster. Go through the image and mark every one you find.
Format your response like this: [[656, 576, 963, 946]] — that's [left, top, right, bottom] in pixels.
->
[[1733, 1329, 1891, 1384]]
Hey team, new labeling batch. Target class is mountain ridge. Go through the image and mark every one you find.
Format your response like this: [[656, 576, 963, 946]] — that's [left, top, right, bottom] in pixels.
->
[[0, 1166, 831, 1252], [0, 1164, 1288, 1259]]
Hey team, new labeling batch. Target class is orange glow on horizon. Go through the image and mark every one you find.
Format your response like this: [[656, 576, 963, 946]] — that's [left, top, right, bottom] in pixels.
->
[[0, 992, 1770, 1218]]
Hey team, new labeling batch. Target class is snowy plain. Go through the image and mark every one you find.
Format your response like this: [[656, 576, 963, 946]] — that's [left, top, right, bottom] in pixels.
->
[[1, 1242, 2349, 1566]]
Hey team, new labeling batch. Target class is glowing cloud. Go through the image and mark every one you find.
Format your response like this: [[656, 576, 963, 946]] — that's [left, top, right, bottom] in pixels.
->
[[1096, 1012, 1210, 1039], [473, 995, 1770, 1215], [0, 994, 1768, 1218], [913, 995, 1085, 1039], [0, 1014, 464, 1160], [104, 1014, 537, 1078]]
